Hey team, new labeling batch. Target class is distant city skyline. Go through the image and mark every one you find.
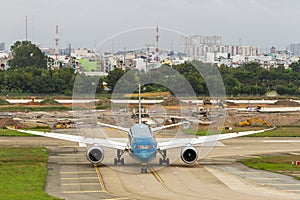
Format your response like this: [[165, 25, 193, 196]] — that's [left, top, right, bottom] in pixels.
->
[[1, 0, 300, 51]]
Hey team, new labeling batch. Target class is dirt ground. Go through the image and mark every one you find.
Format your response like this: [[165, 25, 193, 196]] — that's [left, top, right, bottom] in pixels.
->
[[1, 99, 300, 129]]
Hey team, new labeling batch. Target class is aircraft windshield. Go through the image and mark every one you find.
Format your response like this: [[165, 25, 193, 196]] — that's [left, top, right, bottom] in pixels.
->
[[130, 124, 152, 138]]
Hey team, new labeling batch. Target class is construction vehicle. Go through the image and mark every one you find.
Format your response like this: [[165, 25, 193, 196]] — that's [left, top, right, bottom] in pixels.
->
[[239, 118, 271, 127], [192, 107, 208, 117], [203, 98, 212, 105], [53, 120, 77, 129]]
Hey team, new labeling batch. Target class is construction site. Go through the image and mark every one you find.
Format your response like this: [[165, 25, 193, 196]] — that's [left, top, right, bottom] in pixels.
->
[[1, 97, 300, 200], [1, 98, 300, 131]]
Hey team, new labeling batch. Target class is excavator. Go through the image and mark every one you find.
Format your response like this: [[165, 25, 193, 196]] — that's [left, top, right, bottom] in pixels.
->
[[239, 118, 271, 127]]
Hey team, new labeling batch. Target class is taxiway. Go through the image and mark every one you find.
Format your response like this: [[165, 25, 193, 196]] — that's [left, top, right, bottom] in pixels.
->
[[2, 134, 300, 200]]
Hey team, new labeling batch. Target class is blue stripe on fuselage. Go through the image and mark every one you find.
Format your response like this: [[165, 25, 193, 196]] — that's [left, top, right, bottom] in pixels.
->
[[130, 137, 157, 163]]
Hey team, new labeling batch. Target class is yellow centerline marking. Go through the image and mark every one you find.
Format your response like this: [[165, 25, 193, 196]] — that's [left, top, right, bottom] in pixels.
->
[[147, 165, 168, 190], [94, 165, 108, 193], [94, 165, 130, 199]]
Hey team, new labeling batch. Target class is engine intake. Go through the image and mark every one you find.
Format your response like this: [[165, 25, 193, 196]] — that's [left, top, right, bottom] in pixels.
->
[[181, 146, 198, 164], [86, 146, 104, 164]]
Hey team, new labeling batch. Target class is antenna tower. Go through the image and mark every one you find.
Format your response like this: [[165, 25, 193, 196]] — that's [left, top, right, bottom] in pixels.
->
[[155, 26, 160, 67], [54, 25, 59, 67]]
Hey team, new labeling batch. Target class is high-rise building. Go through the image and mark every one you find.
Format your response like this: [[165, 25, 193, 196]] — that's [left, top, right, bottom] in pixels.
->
[[287, 43, 300, 56], [182, 35, 260, 58], [0, 42, 5, 51]]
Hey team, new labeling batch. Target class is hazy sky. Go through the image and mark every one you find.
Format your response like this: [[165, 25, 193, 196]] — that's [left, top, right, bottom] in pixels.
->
[[1, 0, 299, 52]]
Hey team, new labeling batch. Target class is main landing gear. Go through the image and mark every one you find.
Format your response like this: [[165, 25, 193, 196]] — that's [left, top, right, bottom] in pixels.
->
[[114, 149, 125, 165], [158, 150, 170, 165]]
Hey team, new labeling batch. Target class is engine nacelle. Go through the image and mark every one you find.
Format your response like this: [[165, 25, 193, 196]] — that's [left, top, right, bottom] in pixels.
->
[[86, 146, 104, 164], [181, 146, 198, 164]]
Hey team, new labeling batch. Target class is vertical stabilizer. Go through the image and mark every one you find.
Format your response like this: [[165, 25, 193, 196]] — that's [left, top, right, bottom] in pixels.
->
[[138, 84, 142, 125]]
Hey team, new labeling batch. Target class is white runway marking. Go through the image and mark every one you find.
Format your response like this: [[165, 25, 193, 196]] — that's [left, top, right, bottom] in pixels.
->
[[263, 140, 300, 143], [60, 171, 95, 174], [62, 183, 100, 186], [250, 177, 281, 180], [63, 190, 103, 194], [61, 177, 98, 180], [289, 152, 300, 155], [236, 171, 260, 174], [243, 155, 262, 158], [269, 184, 300, 186]]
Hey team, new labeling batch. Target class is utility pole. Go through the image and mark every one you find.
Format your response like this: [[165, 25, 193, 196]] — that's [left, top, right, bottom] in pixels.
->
[[25, 16, 28, 41], [123, 47, 126, 69]]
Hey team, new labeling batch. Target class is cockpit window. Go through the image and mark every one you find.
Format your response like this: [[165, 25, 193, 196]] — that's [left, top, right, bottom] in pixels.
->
[[130, 124, 152, 138]]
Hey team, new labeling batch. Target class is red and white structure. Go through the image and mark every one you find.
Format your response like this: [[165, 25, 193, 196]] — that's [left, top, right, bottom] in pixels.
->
[[54, 25, 59, 69]]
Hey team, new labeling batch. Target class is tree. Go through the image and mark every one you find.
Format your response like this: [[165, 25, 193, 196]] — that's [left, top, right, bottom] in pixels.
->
[[9, 41, 48, 68], [106, 68, 126, 91]]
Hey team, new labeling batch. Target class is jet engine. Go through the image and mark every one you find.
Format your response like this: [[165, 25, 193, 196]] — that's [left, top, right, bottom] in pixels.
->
[[86, 146, 104, 164], [181, 146, 198, 164]]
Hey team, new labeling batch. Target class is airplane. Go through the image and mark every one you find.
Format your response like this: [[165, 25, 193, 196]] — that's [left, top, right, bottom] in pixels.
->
[[9, 85, 274, 173]]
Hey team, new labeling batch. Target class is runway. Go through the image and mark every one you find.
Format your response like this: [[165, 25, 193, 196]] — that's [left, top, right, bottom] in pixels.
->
[[2, 134, 300, 199]]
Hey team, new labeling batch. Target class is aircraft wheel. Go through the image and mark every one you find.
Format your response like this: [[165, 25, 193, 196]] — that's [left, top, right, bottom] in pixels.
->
[[114, 158, 117, 165], [121, 158, 125, 165], [159, 158, 162, 165], [166, 158, 170, 166], [141, 167, 147, 173]]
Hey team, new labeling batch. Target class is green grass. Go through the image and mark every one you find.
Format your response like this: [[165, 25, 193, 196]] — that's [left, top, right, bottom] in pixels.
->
[[0, 127, 51, 137], [0, 129, 32, 137], [0, 147, 62, 200], [0, 99, 10, 105], [249, 126, 300, 137], [241, 155, 300, 180], [0, 106, 71, 112], [40, 98, 59, 105], [79, 58, 98, 72], [184, 129, 209, 136]]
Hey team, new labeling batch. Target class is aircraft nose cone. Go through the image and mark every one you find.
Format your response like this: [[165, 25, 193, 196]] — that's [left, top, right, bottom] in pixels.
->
[[136, 151, 156, 162]]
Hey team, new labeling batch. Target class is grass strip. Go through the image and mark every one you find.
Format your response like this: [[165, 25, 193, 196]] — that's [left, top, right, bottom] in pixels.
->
[[241, 155, 300, 180], [0, 147, 62, 200], [0, 127, 51, 137], [0, 106, 71, 112]]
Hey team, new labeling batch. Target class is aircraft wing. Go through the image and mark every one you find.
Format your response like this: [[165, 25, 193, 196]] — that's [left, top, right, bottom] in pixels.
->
[[8, 128, 128, 150], [97, 122, 130, 134], [97, 122, 184, 134], [157, 127, 275, 150], [151, 122, 184, 132]]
